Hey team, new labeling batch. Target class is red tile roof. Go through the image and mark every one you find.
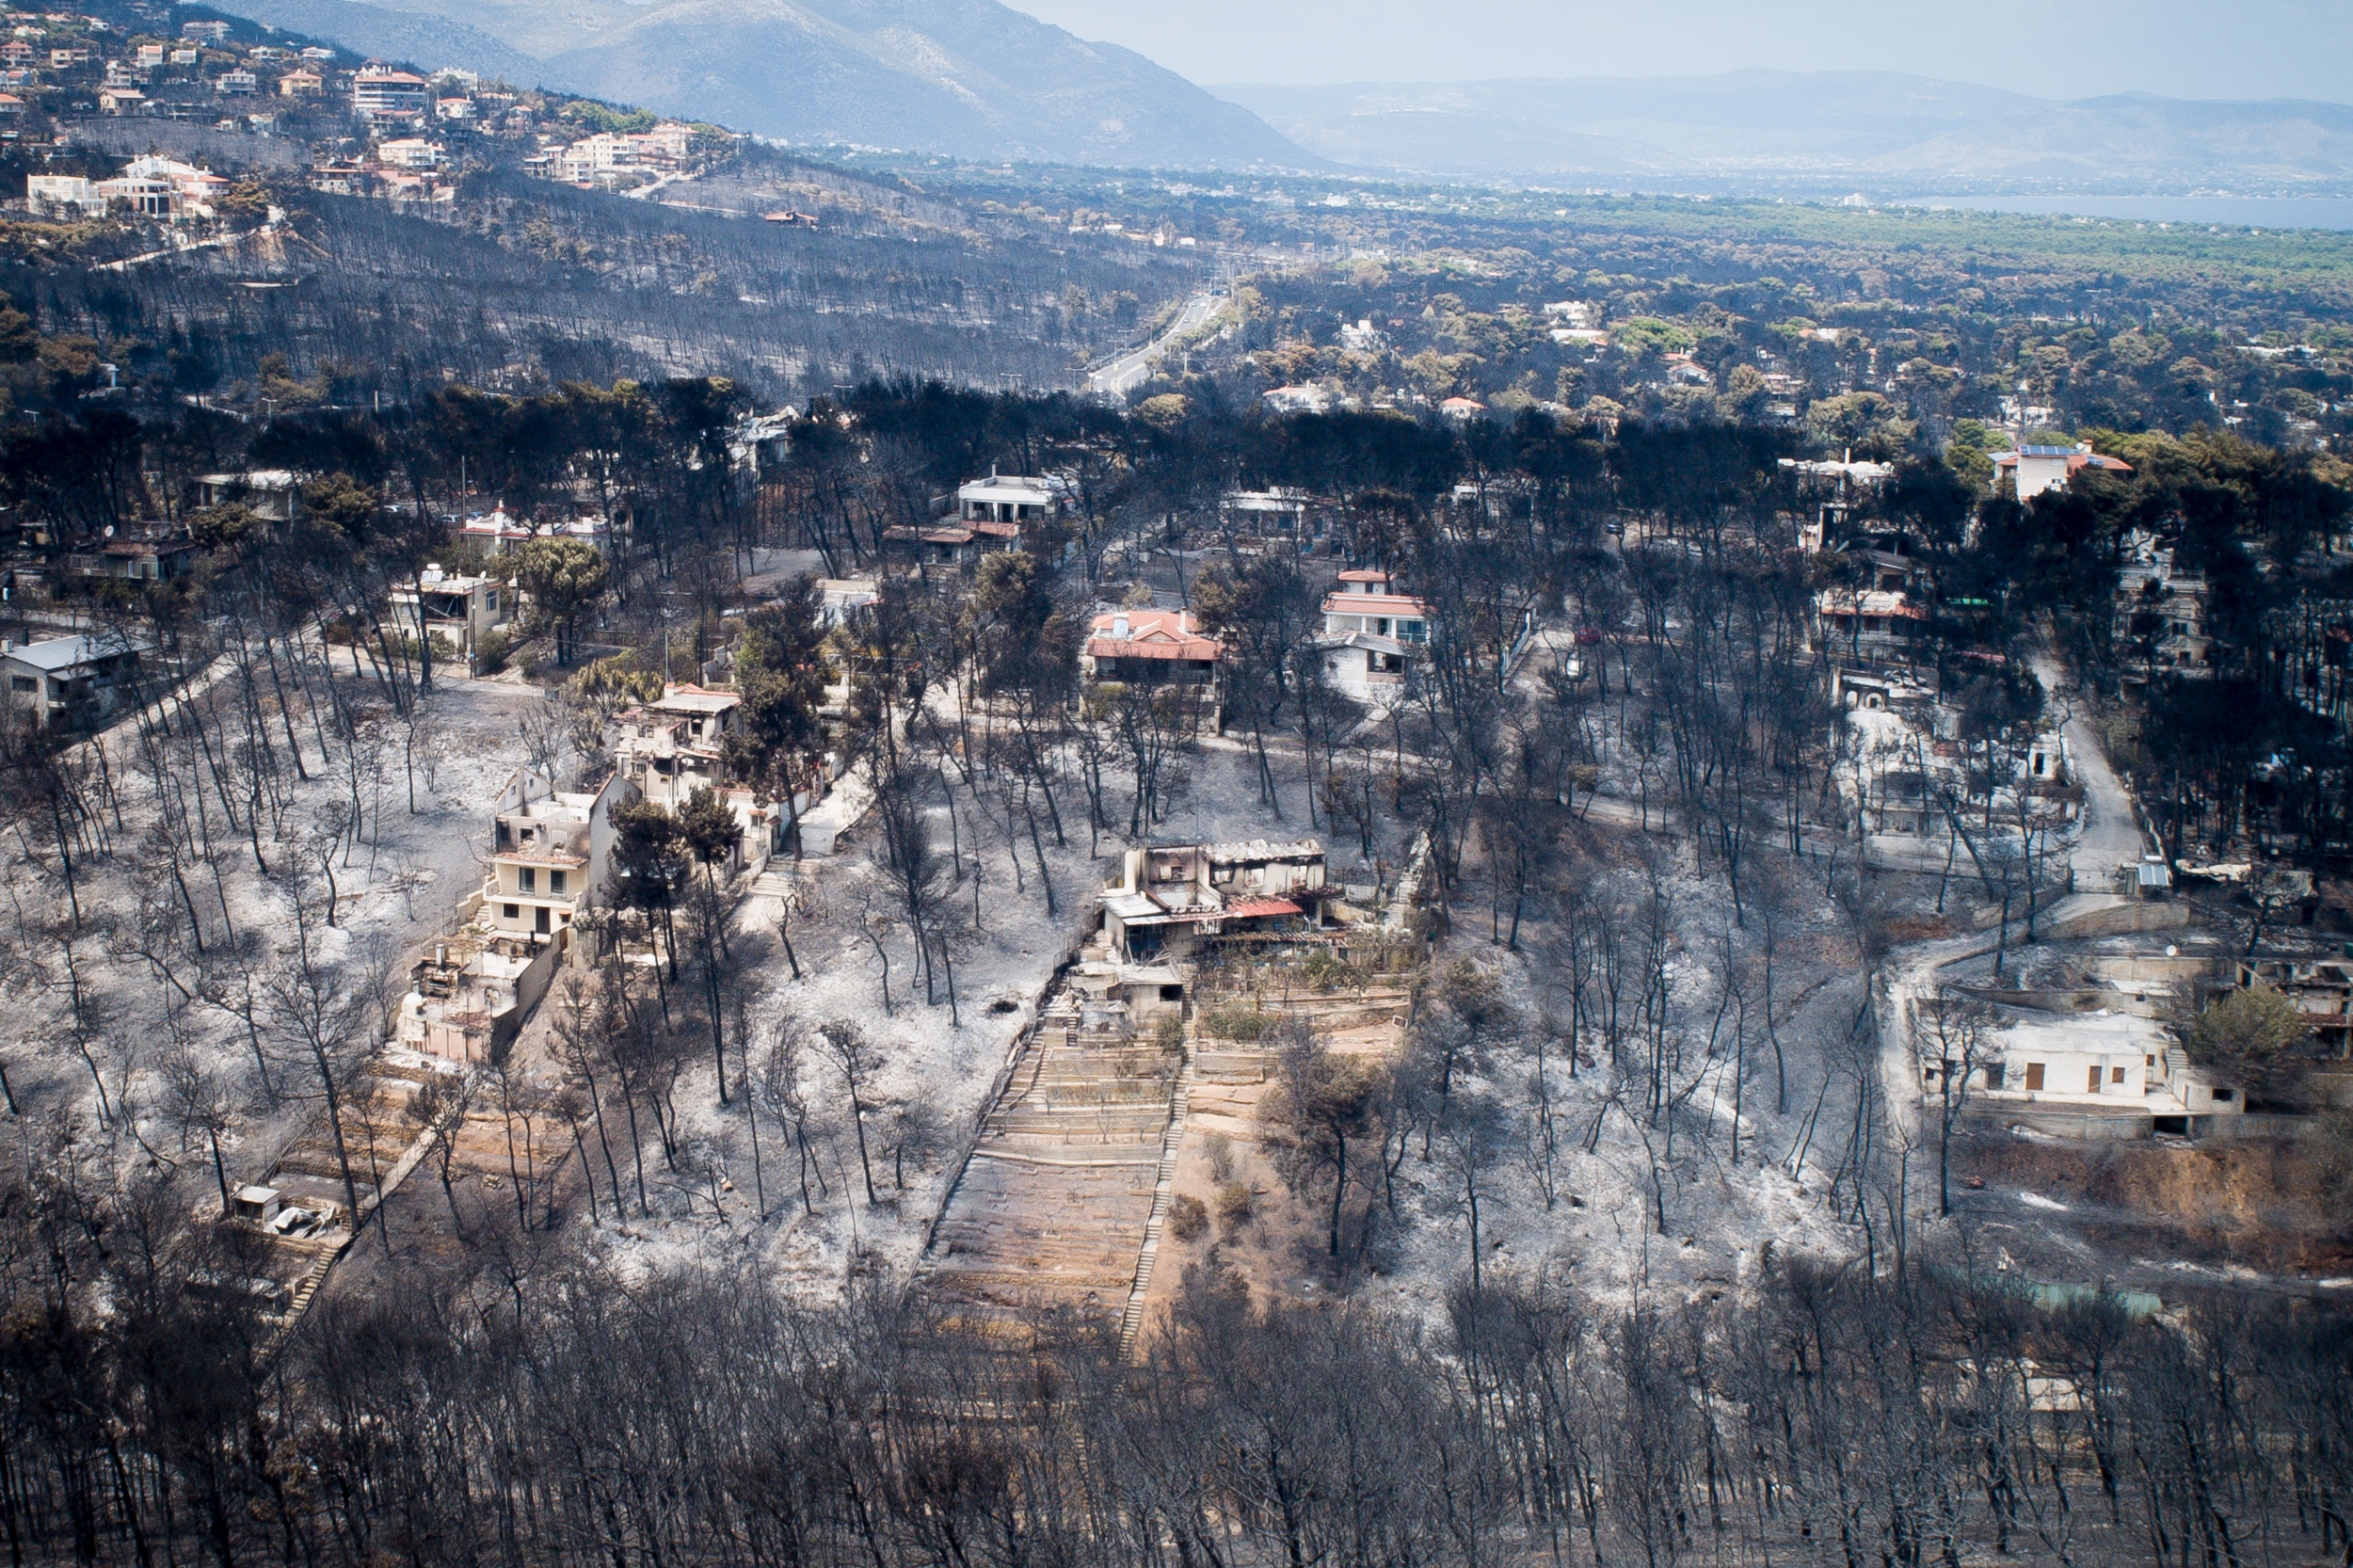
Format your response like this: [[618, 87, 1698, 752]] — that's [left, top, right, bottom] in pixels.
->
[[1322, 592, 1432, 620], [1224, 898, 1302, 920], [1086, 609, 1223, 663]]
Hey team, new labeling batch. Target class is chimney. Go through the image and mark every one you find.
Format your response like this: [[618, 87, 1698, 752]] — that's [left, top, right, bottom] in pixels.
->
[[1112, 613, 1129, 640]]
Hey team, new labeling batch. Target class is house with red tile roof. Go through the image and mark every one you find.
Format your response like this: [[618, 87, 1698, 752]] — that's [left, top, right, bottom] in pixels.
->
[[1080, 607, 1222, 686]]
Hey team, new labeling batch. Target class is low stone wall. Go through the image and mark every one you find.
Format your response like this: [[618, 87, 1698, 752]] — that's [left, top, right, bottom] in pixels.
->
[[2049, 900, 2194, 938], [1968, 1102, 2154, 1141]]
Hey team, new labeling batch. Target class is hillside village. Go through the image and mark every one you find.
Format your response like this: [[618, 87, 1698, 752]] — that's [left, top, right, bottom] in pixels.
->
[[0, 359, 2346, 1338], [0, 5, 2344, 446], [0, 5, 725, 214], [0, 5, 2350, 1562]]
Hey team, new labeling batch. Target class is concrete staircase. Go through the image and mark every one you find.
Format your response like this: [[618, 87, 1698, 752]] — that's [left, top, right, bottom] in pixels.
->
[[273, 1241, 346, 1338], [1118, 1055, 1195, 1353], [259, 1080, 458, 1357]]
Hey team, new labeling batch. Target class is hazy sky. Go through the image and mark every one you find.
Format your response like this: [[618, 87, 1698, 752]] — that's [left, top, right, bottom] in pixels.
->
[[1008, 0, 2351, 103]]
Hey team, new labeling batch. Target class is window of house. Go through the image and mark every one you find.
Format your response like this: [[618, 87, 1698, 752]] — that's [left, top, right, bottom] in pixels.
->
[[2024, 1063, 2045, 1091], [1983, 1063, 2005, 1090], [2146, 1054, 2156, 1067], [2111, 1066, 2125, 1083], [2089, 1065, 2103, 1093], [549, 870, 566, 895], [503, 903, 519, 920], [8, 676, 33, 693], [518, 866, 536, 894], [2212, 1087, 2234, 1102]]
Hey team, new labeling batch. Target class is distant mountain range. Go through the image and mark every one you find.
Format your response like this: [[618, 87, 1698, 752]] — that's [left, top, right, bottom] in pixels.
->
[[191, 0, 2353, 195], [206, 0, 1312, 169], [1211, 72, 2353, 193]]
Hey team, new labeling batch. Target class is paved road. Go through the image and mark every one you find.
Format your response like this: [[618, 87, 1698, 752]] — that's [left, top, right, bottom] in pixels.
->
[[2031, 650, 2148, 883], [98, 206, 286, 272], [1872, 648, 2149, 1151], [1087, 292, 1224, 398]]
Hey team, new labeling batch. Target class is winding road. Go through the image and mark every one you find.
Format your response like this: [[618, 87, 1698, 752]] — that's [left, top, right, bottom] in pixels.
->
[[1872, 649, 2153, 1144]]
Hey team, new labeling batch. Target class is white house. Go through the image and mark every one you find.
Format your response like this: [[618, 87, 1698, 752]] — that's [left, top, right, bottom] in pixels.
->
[[26, 175, 107, 218], [1, 632, 143, 729], [375, 136, 444, 169], [389, 565, 510, 657], [1263, 385, 1332, 415], [954, 473, 1063, 531], [610, 685, 743, 811], [610, 683, 817, 871], [396, 934, 560, 1064], [816, 578, 880, 626], [1318, 569, 1431, 701], [1933, 1006, 2248, 1137], [457, 505, 534, 554], [482, 769, 635, 947], [1221, 488, 1319, 542], [1994, 442, 2133, 503], [197, 470, 302, 524]]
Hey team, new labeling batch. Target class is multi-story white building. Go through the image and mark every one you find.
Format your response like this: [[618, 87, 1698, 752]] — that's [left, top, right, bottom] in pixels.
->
[[1993, 441, 2134, 502], [482, 768, 634, 947], [351, 66, 429, 121], [27, 174, 107, 218], [1318, 568, 1430, 700], [376, 136, 444, 169], [389, 565, 511, 659]]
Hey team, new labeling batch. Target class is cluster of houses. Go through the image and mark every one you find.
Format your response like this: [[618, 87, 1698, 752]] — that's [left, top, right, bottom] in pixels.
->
[[868, 472, 1441, 710], [1918, 917, 2353, 1144], [1833, 659, 2080, 871], [1069, 567, 1432, 707], [27, 152, 228, 219], [0, 10, 689, 221], [395, 678, 852, 1064], [309, 132, 458, 202], [521, 120, 699, 188], [0, 468, 648, 702], [400, 681, 872, 1066], [0, 13, 345, 123], [1786, 434, 2353, 1147]]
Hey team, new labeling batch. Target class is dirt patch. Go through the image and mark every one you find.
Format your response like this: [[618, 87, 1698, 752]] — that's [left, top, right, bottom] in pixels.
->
[[1961, 1131, 2353, 1273], [1881, 916, 1961, 946], [1135, 977, 1418, 1336]]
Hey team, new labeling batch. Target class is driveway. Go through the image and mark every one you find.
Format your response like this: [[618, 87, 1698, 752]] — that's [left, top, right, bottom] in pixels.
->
[[2032, 650, 2148, 882]]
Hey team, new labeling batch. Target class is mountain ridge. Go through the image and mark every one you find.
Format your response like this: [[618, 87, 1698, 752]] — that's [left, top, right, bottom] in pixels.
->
[[197, 0, 546, 87], [1211, 70, 2353, 192], [205, 0, 1314, 168]]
